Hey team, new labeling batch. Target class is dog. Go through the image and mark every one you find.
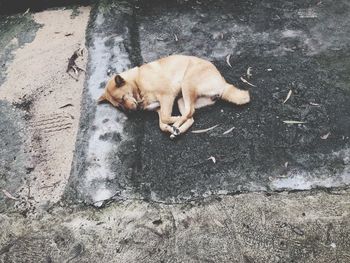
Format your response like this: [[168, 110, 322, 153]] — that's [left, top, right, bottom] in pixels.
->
[[98, 55, 250, 139]]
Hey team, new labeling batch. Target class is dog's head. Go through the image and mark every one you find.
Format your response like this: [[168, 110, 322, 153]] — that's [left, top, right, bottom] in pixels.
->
[[98, 75, 138, 111]]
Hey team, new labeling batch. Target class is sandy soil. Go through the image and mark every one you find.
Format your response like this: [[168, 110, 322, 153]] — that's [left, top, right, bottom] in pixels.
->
[[0, 7, 90, 210]]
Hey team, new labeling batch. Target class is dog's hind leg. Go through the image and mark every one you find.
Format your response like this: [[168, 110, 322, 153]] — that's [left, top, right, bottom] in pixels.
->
[[159, 95, 181, 124], [172, 85, 196, 130], [170, 96, 216, 139], [221, 84, 250, 105]]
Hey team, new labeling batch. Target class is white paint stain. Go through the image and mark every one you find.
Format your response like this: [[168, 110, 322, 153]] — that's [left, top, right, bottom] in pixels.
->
[[82, 16, 131, 206]]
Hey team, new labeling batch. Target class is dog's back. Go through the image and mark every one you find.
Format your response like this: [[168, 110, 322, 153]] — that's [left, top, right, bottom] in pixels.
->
[[138, 55, 222, 95]]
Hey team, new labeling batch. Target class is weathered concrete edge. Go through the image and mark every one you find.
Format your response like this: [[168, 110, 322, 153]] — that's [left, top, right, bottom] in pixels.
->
[[63, 2, 98, 205], [64, 0, 141, 205]]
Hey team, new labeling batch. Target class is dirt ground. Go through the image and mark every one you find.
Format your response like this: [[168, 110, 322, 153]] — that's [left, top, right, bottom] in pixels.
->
[[0, 7, 90, 212]]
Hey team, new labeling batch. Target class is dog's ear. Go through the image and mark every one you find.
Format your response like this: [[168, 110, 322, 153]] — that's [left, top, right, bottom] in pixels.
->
[[115, 75, 126, 87], [97, 94, 107, 103]]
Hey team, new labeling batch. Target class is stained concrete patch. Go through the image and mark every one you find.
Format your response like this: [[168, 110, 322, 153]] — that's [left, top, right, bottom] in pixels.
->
[[68, 0, 350, 206], [0, 101, 27, 212], [0, 13, 40, 85]]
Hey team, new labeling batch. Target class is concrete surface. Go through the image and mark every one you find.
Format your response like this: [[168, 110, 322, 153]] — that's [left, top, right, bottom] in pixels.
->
[[2, 191, 350, 262], [0, 0, 350, 262], [67, 0, 350, 205], [0, 6, 90, 212]]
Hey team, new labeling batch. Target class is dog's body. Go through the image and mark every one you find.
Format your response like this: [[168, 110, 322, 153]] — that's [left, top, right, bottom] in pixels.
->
[[98, 55, 250, 138]]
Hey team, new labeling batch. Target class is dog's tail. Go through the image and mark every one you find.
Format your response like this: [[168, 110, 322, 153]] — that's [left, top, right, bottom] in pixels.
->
[[221, 84, 250, 105]]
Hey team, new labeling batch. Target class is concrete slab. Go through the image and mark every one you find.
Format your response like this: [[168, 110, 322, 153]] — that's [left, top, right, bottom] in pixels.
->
[[67, 0, 350, 206], [1, 1, 350, 262], [2, 191, 350, 262]]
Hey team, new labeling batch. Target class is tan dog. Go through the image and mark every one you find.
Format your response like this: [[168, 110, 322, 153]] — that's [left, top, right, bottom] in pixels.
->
[[98, 55, 250, 139]]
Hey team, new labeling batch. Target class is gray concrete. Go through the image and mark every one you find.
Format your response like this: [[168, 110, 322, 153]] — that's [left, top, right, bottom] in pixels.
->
[[1, 0, 350, 262], [0, 101, 27, 212], [67, 0, 350, 206], [2, 191, 350, 262]]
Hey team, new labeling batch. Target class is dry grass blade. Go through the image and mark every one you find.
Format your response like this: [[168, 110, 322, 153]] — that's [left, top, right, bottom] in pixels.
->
[[192, 124, 219, 134], [283, 90, 292, 104], [2, 189, 18, 200], [174, 34, 178, 42], [223, 126, 235, 135], [226, 54, 232, 68], [320, 132, 331, 140], [207, 156, 216, 164], [283, 120, 306, 124], [240, 77, 256, 87]]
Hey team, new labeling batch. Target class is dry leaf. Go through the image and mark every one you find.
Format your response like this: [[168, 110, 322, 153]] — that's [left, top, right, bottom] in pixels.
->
[[207, 156, 216, 164], [247, 67, 252, 78], [309, 102, 320, 106], [320, 132, 331, 140], [226, 54, 232, 68], [283, 120, 306, 124], [223, 127, 235, 135], [23, 8, 30, 15], [192, 124, 219, 134], [284, 162, 289, 168], [2, 189, 18, 200], [240, 77, 256, 87], [283, 90, 292, 104]]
